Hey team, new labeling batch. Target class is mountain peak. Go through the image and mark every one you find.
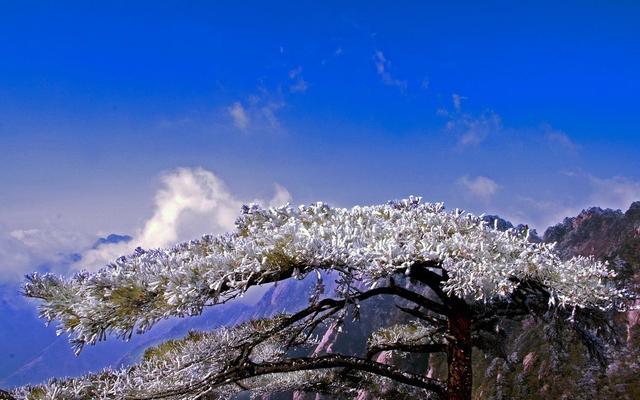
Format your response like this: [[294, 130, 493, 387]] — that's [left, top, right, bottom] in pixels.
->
[[91, 234, 132, 249], [543, 202, 640, 262], [625, 201, 640, 219]]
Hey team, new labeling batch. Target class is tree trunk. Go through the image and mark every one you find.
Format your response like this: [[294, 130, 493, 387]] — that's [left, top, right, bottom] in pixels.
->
[[446, 305, 472, 400]]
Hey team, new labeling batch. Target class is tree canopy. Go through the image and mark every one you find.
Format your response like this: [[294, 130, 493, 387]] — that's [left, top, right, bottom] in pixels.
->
[[14, 197, 632, 400]]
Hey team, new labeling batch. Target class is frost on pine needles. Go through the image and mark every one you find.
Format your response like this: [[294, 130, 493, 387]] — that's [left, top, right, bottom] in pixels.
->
[[18, 197, 632, 400]]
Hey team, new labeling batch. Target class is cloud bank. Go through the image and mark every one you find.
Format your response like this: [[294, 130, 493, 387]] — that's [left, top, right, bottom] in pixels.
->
[[0, 226, 93, 282], [587, 175, 640, 212], [77, 168, 291, 271], [459, 176, 499, 201], [505, 173, 640, 232]]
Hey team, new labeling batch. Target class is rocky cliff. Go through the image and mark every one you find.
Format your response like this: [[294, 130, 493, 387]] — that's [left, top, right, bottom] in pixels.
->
[[473, 202, 640, 400]]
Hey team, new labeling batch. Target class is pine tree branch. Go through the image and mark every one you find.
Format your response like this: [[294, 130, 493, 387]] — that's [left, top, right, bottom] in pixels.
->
[[133, 354, 446, 399], [366, 342, 447, 359], [0, 389, 15, 400]]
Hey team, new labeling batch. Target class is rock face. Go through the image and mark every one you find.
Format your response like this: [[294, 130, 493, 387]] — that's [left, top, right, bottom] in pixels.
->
[[545, 203, 640, 261], [473, 202, 640, 400], [544, 202, 640, 345]]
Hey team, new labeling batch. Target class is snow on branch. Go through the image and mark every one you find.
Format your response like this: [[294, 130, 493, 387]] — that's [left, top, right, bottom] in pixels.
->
[[367, 320, 446, 358], [24, 197, 629, 352], [13, 312, 444, 399]]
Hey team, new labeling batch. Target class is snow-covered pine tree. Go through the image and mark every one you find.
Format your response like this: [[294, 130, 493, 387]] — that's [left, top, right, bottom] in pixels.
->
[[13, 198, 633, 400]]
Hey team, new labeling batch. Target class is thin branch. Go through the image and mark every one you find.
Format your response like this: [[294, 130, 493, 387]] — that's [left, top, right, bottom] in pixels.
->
[[366, 342, 446, 359], [395, 304, 447, 326], [131, 354, 446, 399], [406, 263, 449, 302]]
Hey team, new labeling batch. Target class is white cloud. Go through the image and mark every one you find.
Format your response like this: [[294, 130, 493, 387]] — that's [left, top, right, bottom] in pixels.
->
[[507, 196, 581, 232], [452, 93, 467, 112], [374, 51, 407, 91], [288, 67, 302, 79], [228, 102, 249, 130], [290, 79, 308, 93], [0, 225, 93, 282], [440, 103, 577, 153], [138, 168, 238, 248], [76, 168, 291, 271], [544, 128, 578, 151], [270, 183, 292, 207], [587, 175, 640, 212], [503, 174, 640, 232], [260, 100, 285, 129], [288, 67, 308, 93], [445, 110, 502, 147], [459, 176, 499, 201], [228, 88, 286, 133]]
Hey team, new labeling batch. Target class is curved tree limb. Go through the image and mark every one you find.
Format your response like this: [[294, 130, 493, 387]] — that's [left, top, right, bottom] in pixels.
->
[[366, 342, 447, 360], [132, 354, 446, 400]]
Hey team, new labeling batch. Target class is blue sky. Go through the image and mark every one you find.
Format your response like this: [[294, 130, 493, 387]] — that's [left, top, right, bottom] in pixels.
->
[[1, 1, 640, 281]]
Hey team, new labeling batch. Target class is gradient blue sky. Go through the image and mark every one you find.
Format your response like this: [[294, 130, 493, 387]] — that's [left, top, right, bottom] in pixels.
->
[[1, 1, 640, 280]]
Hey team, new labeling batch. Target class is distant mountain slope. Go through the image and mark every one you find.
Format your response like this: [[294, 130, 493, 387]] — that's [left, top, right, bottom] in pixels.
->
[[91, 234, 132, 249], [0, 294, 58, 382], [0, 271, 320, 388]]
